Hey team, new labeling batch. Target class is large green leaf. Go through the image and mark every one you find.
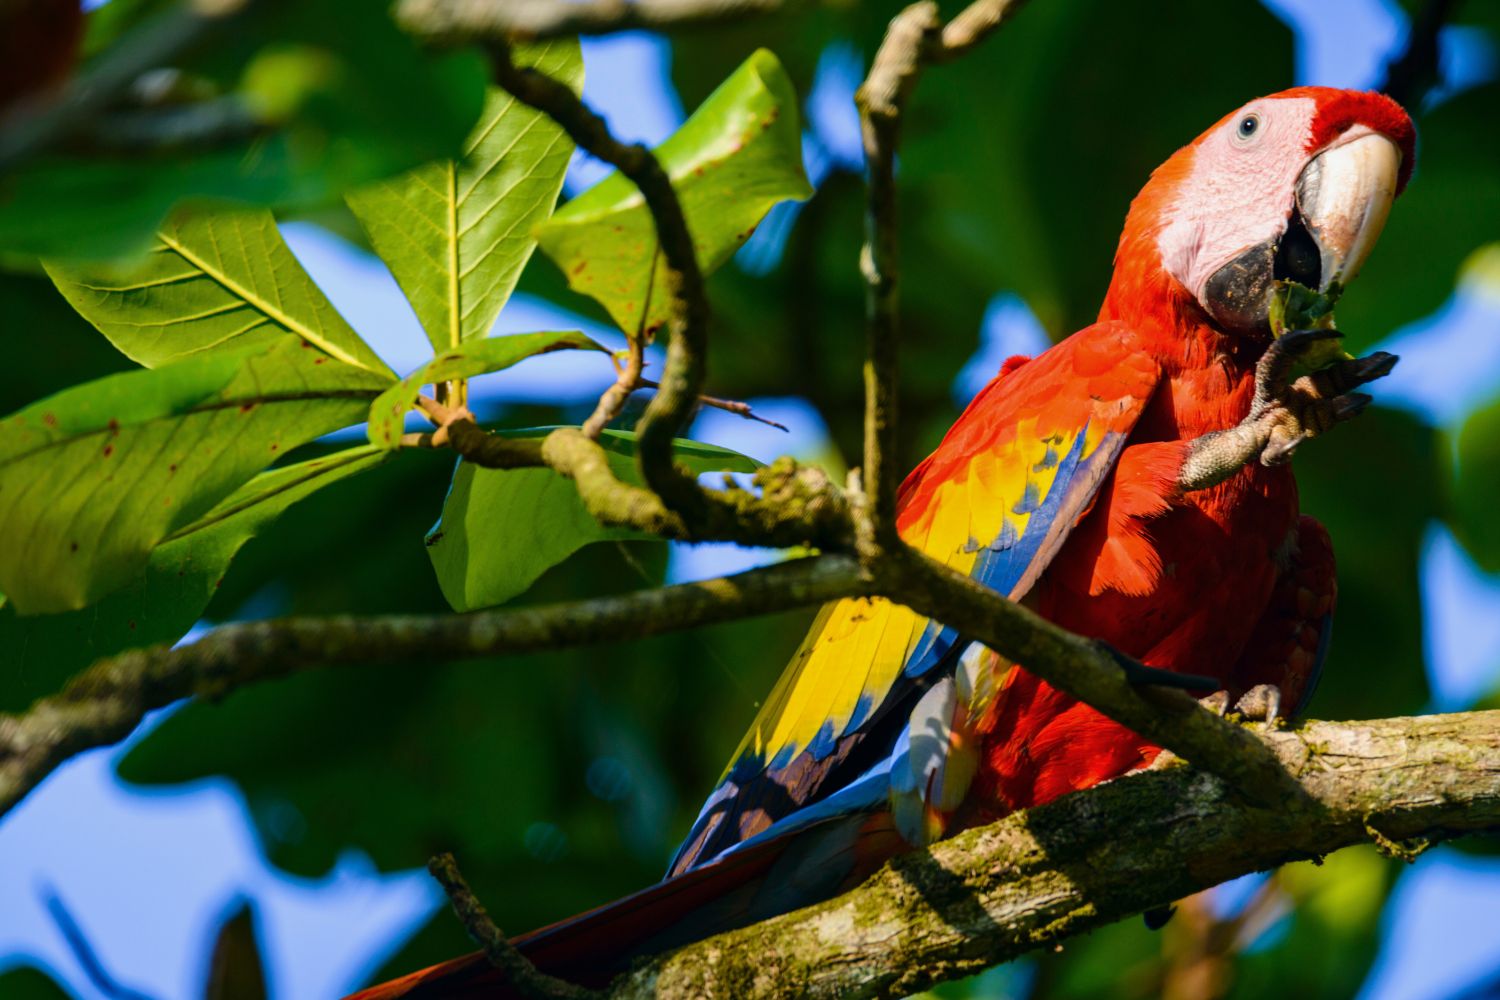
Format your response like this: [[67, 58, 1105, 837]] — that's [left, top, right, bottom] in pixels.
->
[[0, 336, 389, 613], [537, 48, 812, 337], [46, 208, 392, 376], [426, 429, 760, 611], [347, 40, 582, 353], [366, 331, 605, 449], [0, 444, 386, 712]]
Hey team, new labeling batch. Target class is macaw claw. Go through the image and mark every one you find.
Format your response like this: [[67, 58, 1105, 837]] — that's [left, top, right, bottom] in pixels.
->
[[1233, 683, 1283, 723], [1252, 334, 1398, 467], [1097, 642, 1219, 693]]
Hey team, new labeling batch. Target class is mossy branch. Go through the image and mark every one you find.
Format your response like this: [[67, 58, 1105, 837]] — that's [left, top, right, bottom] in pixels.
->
[[397, 0, 794, 43], [488, 42, 710, 521], [612, 711, 1500, 999], [10, 0, 1292, 832], [0, 555, 874, 819]]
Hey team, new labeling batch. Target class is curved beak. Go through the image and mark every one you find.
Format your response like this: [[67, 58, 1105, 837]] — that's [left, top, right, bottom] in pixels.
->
[[1293, 132, 1402, 291]]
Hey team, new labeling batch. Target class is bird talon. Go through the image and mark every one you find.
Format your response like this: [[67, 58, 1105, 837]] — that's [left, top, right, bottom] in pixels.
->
[[1098, 642, 1219, 693], [1234, 683, 1283, 723], [1199, 690, 1231, 716]]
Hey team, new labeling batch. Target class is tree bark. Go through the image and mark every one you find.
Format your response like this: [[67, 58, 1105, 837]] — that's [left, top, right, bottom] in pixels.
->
[[613, 711, 1500, 999]]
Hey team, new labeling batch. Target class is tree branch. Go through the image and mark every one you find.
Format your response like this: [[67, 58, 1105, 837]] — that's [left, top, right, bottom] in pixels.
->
[[5, 0, 1290, 830], [853, 0, 1032, 544], [488, 43, 709, 521], [396, 0, 793, 44], [613, 710, 1500, 999], [856, 2, 939, 546], [0, 555, 872, 819], [429, 852, 599, 1000], [883, 550, 1305, 808]]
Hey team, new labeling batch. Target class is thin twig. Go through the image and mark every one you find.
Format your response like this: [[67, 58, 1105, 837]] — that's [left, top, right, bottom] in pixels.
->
[[853, 0, 1032, 547], [398, 0, 793, 43], [584, 343, 648, 438], [855, 2, 941, 546], [936, 0, 1030, 60], [488, 42, 710, 520], [428, 853, 598, 1000], [637, 377, 790, 431]]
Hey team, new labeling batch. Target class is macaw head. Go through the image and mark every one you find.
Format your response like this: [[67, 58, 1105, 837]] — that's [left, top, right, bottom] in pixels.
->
[[1111, 87, 1415, 334]]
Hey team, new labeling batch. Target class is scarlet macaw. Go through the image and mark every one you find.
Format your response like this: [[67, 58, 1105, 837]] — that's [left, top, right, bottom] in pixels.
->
[[352, 85, 1415, 998]]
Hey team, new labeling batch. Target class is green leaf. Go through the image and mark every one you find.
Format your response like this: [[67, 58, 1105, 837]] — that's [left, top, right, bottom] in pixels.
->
[[45, 208, 392, 377], [0, 445, 387, 712], [366, 331, 606, 449], [0, 336, 389, 614], [426, 429, 760, 611], [347, 40, 582, 352], [537, 48, 812, 337]]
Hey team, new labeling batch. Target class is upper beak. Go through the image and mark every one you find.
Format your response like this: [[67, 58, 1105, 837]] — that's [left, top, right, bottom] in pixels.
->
[[1293, 132, 1402, 291]]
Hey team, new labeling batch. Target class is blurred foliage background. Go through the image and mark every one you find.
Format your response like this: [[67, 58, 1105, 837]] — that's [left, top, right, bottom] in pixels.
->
[[1, 0, 1499, 998]]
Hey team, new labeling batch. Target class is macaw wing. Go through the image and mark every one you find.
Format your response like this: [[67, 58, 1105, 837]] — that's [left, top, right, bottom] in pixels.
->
[[668, 323, 1160, 876]]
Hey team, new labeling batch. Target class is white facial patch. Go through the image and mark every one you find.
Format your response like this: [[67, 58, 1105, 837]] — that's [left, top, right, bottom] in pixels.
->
[[1156, 97, 1318, 304]]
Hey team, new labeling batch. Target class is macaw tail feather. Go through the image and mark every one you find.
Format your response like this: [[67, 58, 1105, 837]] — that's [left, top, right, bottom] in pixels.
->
[[343, 812, 903, 999]]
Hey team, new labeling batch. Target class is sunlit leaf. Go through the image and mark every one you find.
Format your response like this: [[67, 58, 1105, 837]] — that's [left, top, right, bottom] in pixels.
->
[[348, 40, 582, 353], [46, 208, 392, 376], [537, 48, 812, 337], [0, 336, 389, 613], [0, 445, 387, 712], [426, 429, 760, 611], [366, 331, 605, 449]]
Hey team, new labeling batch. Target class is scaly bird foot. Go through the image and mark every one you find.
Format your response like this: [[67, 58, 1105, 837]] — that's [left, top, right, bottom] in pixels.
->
[[1178, 332, 1398, 491], [1199, 689, 1231, 716], [1233, 683, 1283, 724], [1253, 330, 1397, 466]]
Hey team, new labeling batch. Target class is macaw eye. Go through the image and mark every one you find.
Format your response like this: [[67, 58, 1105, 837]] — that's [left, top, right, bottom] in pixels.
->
[[1236, 114, 1261, 140]]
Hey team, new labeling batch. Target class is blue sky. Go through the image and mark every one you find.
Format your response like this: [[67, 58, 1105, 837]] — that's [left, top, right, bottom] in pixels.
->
[[6, 3, 1500, 998]]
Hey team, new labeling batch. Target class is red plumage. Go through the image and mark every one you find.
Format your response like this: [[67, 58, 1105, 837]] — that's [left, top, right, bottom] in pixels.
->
[[350, 86, 1410, 999]]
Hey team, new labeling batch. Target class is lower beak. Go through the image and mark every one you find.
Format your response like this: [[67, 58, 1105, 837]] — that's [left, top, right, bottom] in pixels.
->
[[1293, 132, 1402, 291]]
